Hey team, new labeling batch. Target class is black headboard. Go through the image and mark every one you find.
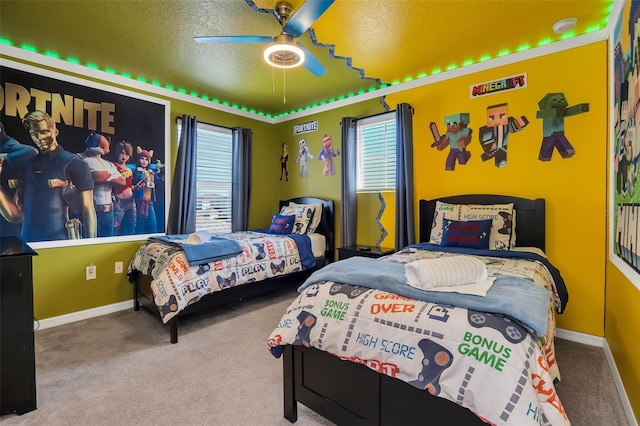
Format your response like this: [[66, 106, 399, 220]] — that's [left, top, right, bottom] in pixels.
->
[[419, 194, 546, 251], [279, 197, 335, 262]]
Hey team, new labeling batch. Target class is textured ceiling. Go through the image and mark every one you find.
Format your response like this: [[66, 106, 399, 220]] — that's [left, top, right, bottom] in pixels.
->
[[0, 0, 612, 117]]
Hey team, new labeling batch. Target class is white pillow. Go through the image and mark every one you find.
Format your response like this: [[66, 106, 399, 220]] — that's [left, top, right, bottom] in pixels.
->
[[405, 256, 488, 289], [429, 201, 514, 250], [279, 205, 314, 234], [288, 202, 322, 234]]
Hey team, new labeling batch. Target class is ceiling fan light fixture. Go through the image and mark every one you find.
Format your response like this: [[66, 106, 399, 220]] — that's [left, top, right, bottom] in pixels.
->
[[264, 43, 305, 69]]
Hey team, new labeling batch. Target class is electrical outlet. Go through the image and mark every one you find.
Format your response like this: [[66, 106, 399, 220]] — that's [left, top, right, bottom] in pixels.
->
[[115, 261, 123, 274], [86, 265, 96, 280]]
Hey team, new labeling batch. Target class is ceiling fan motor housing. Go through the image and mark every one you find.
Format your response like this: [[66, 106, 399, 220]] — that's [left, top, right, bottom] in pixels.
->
[[275, 1, 294, 24]]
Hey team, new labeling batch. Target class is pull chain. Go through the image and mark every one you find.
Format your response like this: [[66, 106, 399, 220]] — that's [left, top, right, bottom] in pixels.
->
[[283, 66, 286, 104], [271, 56, 275, 94]]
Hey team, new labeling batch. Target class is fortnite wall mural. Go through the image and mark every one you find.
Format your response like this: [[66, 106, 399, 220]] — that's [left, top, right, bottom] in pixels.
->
[[0, 62, 168, 248]]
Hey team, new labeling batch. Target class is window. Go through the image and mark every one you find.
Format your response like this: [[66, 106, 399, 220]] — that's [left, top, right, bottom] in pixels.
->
[[177, 120, 233, 233], [356, 112, 396, 192]]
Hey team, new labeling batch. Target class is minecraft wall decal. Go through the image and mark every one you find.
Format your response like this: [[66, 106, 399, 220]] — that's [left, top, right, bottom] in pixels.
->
[[429, 113, 472, 171], [478, 103, 529, 168], [536, 92, 589, 161]]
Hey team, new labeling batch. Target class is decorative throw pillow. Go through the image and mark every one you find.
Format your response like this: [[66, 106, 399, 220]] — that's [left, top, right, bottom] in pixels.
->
[[440, 219, 492, 249], [267, 214, 295, 235], [288, 202, 322, 233], [279, 205, 314, 234], [429, 202, 514, 250]]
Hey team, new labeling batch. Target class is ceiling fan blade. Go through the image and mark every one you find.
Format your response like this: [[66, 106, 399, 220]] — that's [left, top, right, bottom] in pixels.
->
[[194, 35, 273, 44], [296, 42, 326, 76], [283, 0, 335, 38]]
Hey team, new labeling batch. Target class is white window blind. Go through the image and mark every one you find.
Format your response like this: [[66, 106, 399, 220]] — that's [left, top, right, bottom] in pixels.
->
[[177, 120, 233, 233], [356, 112, 397, 192]]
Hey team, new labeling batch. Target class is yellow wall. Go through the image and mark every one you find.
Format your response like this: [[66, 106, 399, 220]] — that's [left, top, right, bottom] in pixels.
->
[[385, 42, 608, 336]]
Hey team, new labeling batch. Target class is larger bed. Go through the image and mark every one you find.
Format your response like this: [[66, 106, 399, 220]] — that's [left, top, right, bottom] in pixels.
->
[[128, 197, 334, 344], [268, 194, 570, 426]]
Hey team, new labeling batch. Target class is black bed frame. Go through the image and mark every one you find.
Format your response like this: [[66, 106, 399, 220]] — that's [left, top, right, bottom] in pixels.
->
[[132, 197, 334, 344], [282, 194, 546, 425]]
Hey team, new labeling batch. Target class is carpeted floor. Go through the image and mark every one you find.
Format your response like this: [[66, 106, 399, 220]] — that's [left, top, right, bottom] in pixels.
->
[[0, 287, 630, 426]]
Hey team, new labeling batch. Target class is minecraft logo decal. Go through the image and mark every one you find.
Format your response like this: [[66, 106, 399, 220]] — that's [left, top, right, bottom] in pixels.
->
[[470, 73, 527, 98]]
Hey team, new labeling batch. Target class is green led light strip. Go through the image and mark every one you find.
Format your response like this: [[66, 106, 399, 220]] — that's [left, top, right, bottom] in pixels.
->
[[0, 7, 610, 118]]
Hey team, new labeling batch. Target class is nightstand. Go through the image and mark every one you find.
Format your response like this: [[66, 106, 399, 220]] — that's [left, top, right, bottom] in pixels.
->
[[338, 244, 395, 260]]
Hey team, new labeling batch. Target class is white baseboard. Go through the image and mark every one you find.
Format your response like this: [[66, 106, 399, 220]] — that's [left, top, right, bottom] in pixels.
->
[[556, 327, 605, 346], [557, 328, 638, 426], [34, 300, 133, 332], [602, 339, 639, 426]]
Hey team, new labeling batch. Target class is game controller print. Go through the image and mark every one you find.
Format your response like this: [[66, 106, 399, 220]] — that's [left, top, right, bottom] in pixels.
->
[[294, 311, 317, 347], [271, 260, 286, 274], [253, 243, 266, 260], [467, 310, 526, 344], [158, 294, 178, 317], [408, 339, 453, 395], [329, 283, 365, 299], [216, 272, 237, 289]]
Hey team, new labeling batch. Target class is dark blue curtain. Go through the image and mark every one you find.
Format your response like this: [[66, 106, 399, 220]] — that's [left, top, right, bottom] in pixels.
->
[[232, 127, 252, 231], [340, 117, 357, 247], [395, 103, 415, 249], [167, 115, 197, 234]]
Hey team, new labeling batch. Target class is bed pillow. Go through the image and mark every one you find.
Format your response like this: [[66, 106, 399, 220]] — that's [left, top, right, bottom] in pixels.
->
[[429, 201, 514, 250], [267, 214, 295, 235], [279, 205, 314, 234], [440, 218, 492, 249], [288, 202, 323, 234]]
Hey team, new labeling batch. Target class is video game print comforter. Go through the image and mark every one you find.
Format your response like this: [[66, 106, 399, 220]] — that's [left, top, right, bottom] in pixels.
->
[[268, 247, 570, 426], [127, 231, 315, 324]]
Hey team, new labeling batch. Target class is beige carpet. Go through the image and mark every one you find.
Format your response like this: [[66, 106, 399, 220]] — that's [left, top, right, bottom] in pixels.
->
[[0, 287, 630, 426]]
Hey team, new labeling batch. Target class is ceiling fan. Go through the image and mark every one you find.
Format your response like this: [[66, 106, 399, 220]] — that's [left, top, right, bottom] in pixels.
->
[[194, 0, 334, 76]]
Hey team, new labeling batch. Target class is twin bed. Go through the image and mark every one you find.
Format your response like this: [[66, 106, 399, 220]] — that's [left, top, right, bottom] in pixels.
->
[[127, 197, 334, 343], [268, 194, 570, 426], [127, 192, 569, 425]]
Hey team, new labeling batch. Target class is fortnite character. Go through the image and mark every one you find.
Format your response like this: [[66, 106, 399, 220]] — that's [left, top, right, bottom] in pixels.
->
[[478, 103, 529, 168], [317, 133, 340, 176], [295, 138, 314, 178], [133, 146, 157, 234], [280, 142, 289, 181], [536, 92, 589, 161], [430, 113, 472, 171], [113, 141, 136, 235], [0, 110, 96, 242], [81, 132, 126, 237], [0, 121, 37, 237]]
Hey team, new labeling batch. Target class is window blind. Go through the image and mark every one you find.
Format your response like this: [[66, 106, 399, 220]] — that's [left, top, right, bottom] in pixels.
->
[[356, 112, 397, 192], [177, 120, 233, 233]]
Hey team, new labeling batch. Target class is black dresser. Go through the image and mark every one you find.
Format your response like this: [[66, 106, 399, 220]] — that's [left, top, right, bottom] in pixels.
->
[[0, 237, 37, 415]]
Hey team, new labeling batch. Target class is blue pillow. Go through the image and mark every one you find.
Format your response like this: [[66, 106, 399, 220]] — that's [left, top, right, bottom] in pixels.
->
[[267, 214, 295, 235], [440, 219, 492, 249]]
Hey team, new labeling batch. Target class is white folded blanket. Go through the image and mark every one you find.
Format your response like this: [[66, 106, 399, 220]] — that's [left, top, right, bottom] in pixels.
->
[[405, 256, 491, 293], [186, 231, 212, 245]]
